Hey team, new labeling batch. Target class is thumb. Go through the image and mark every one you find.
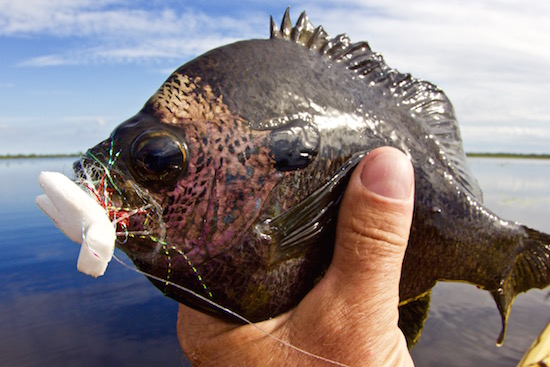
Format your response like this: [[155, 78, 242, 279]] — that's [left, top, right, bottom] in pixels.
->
[[329, 147, 415, 303]]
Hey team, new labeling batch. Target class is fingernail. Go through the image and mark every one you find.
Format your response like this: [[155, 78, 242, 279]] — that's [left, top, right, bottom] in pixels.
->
[[360, 150, 414, 200]]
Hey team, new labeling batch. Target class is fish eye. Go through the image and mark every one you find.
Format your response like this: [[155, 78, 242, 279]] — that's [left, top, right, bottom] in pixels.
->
[[130, 130, 187, 187]]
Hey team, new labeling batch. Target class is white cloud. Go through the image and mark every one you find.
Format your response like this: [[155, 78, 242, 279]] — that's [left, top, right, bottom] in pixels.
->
[[462, 125, 550, 140], [17, 33, 245, 66], [0, 0, 168, 36], [18, 55, 72, 67], [0, 0, 117, 35], [1, 0, 266, 65]]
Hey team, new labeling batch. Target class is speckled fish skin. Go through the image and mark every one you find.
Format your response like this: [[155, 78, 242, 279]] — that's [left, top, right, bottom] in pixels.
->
[[75, 10, 550, 345]]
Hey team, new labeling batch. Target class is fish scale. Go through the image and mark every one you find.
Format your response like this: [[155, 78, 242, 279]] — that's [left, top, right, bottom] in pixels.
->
[[159, 117, 279, 262]]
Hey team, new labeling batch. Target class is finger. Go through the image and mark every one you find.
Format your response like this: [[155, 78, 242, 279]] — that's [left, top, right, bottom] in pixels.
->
[[329, 146, 415, 301]]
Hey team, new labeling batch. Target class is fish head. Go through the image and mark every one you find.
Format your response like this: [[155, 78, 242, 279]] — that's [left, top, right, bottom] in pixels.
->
[[73, 64, 303, 315]]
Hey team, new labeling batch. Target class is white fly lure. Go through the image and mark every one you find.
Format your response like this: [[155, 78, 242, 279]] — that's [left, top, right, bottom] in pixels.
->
[[36, 171, 116, 277]]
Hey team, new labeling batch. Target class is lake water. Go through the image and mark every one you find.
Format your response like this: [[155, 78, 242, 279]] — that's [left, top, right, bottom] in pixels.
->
[[0, 157, 548, 366]]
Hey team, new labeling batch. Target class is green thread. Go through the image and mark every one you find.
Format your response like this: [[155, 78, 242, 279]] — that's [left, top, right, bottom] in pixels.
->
[[133, 234, 213, 299], [163, 242, 172, 291], [86, 149, 123, 197], [107, 138, 121, 167], [172, 246, 213, 299]]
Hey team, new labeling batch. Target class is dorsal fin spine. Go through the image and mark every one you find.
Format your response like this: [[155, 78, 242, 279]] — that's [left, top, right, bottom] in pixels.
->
[[292, 11, 307, 42], [319, 39, 333, 56], [326, 34, 352, 59], [280, 8, 292, 38], [270, 16, 280, 39], [308, 26, 329, 50], [295, 11, 308, 31], [342, 42, 374, 70]]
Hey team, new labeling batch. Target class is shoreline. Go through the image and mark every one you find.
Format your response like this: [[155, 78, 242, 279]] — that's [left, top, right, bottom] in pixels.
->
[[466, 153, 550, 159], [0, 153, 81, 159]]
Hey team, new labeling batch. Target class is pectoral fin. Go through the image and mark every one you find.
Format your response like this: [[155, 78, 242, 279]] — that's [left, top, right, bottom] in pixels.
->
[[255, 152, 366, 265]]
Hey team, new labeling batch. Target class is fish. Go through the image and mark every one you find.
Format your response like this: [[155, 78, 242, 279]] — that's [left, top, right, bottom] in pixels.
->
[[62, 9, 549, 347]]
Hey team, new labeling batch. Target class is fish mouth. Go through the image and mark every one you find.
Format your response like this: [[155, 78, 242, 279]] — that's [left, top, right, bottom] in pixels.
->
[[72, 140, 167, 254]]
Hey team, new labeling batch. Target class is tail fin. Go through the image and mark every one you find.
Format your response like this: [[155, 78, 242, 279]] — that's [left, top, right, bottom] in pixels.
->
[[492, 226, 550, 346]]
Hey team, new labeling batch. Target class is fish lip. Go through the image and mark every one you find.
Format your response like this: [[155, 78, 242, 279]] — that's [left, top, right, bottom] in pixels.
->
[[72, 153, 126, 214], [73, 149, 168, 249]]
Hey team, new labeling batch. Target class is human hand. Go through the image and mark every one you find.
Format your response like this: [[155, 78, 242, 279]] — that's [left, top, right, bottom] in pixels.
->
[[177, 146, 415, 366]]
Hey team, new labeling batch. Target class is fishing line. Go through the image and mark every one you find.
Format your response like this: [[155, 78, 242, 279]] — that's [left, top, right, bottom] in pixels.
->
[[110, 252, 351, 367], [76, 153, 167, 245], [85, 142, 123, 197]]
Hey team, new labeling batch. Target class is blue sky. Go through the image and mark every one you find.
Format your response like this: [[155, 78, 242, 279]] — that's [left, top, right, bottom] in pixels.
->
[[1, 0, 549, 154]]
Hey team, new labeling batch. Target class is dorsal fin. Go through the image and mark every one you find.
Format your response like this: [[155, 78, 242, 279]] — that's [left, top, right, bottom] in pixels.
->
[[270, 9, 483, 201]]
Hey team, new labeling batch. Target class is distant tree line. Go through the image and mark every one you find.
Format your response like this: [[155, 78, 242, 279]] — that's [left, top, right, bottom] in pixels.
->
[[0, 153, 81, 159], [466, 152, 550, 159]]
